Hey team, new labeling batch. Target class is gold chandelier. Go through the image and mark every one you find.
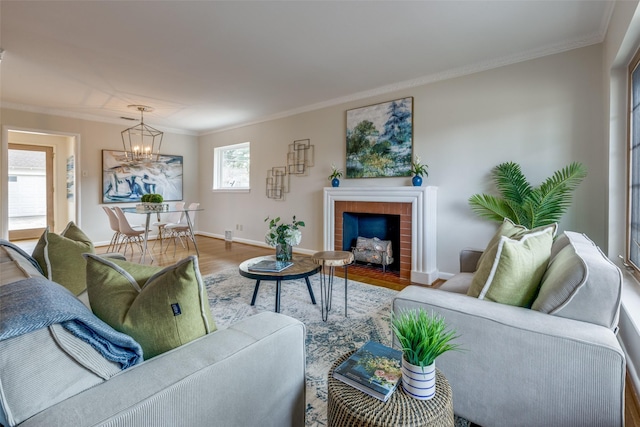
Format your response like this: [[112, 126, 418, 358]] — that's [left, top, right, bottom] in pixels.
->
[[121, 105, 163, 162]]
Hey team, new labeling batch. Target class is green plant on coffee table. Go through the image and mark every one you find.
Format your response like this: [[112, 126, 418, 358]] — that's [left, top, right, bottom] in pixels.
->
[[468, 161, 586, 229], [391, 308, 462, 368], [141, 193, 164, 203], [264, 215, 305, 247]]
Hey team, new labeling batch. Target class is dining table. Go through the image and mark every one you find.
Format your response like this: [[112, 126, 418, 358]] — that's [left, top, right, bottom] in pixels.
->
[[121, 205, 203, 263]]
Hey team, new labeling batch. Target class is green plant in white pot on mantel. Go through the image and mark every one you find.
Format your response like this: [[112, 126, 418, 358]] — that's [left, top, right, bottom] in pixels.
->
[[391, 308, 462, 400]]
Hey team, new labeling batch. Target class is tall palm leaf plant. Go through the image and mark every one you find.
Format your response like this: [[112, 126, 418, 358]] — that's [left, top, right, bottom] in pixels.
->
[[468, 161, 587, 229]]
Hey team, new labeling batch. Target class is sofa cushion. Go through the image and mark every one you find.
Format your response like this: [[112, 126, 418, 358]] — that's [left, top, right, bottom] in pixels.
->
[[439, 272, 474, 294], [32, 222, 95, 295], [0, 325, 121, 427], [0, 273, 139, 427], [476, 218, 557, 270], [0, 245, 44, 287], [85, 254, 216, 358], [468, 227, 554, 307], [532, 231, 622, 330]]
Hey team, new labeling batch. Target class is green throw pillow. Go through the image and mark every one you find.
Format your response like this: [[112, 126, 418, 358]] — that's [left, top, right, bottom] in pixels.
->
[[467, 227, 554, 307], [84, 254, 216, 359], [475, 218, 557, 270], [32, 222, 95, 295]]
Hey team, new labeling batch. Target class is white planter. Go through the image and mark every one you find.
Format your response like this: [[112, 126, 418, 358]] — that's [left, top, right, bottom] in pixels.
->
[[401, 359, 436, 400], [136, 203, 168, 212]]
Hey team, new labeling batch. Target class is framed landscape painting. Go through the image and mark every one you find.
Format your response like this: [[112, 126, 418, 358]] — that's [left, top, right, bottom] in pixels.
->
[[346, 97, 413, 178], [102, 150, 183, 203]]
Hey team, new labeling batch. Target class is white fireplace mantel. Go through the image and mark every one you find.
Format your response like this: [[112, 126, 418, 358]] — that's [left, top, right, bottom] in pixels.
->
[[323, 186, 438, 285]]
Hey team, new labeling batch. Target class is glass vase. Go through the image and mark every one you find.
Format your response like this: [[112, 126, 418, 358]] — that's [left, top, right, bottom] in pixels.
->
[[276, 243, 293, 262]]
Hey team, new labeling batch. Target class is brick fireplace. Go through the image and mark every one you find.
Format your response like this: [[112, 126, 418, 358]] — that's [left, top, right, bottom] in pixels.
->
[[323, 186, 438, 285], [335, 201, 412, 279]]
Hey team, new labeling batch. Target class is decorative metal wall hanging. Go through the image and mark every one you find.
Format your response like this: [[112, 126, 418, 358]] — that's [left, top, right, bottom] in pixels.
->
[[266, 166, 289, 200], [287, 139, 314, 176], [266, 139, 314, 200]]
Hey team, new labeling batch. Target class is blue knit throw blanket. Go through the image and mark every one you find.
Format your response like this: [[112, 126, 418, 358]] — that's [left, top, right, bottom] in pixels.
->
[[0, 277, 143, 369]]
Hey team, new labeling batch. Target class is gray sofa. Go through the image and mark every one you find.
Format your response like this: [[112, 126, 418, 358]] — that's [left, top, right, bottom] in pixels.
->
[[0, 241, 306, 427], [393, 231, 625, 427]]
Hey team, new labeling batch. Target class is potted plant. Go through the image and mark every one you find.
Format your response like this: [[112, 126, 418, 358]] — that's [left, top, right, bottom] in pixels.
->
[[141, 193, 164, 203], [391, 308, 461, 400], [468, 161, 587, 228], [409, 155, 428, 187], [264, 215, 305, 262], [140, 193, 165, 212], [328, 164, 343, 187]]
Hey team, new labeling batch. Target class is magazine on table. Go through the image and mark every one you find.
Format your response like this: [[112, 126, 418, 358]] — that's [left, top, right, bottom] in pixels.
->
[[248, 260, 293, 272], [332, 340, 403, 402]]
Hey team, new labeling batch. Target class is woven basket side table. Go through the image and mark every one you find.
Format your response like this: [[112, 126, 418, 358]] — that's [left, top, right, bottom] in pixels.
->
[[328, 351, 454, 427]]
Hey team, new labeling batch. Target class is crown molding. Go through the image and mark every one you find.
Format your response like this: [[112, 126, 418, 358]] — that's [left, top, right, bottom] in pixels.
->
[[0, 101, 197, 136], [205, 30, 606, 136]]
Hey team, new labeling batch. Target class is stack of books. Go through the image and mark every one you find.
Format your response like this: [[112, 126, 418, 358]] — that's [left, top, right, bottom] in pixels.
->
[[248, 260, 293, 272], [332, 340, 403, 402]]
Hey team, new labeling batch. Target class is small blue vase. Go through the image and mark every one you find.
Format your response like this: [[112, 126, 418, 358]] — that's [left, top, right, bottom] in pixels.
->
[[412, 175, 423, 187], [331, 178, 340, 187]]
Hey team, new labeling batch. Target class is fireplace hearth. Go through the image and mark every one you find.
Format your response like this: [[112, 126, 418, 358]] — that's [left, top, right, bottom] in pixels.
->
[[323, 186, 438, 285], [343, 212, 400, 271]]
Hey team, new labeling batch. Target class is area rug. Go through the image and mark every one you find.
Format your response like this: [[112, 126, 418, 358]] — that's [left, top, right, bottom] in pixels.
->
[[204, 268, 469, 427]]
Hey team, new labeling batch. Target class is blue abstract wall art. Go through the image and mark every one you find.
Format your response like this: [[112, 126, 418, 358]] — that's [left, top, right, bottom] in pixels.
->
[[102, 150, 183, 203]]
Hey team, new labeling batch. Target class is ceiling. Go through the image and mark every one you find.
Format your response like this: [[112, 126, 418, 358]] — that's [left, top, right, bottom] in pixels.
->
[[0, 1, 614, 136]]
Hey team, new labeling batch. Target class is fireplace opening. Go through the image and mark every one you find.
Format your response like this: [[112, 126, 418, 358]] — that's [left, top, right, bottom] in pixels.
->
[[342, 212, 400, 272]]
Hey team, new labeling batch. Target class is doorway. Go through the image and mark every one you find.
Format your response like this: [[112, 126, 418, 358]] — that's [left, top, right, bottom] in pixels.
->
[[8, 144, 54, 240], [3, 129, 77, 242]]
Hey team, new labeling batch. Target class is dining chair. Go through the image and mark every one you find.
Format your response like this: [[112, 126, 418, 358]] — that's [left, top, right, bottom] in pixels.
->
[[102, 206, 122, 253], [152, 201, 185, 251], [114, 207, 147, 260], [164, 202, 199, 256]]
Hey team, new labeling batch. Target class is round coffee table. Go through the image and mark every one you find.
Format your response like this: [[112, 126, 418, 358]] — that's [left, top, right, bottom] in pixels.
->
[[239, 255, 321, 313], [328, 350, 454, 427]]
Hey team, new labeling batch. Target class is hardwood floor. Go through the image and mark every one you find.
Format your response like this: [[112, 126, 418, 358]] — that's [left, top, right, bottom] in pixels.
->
[[628, 371, 640, 427], [17, 234, 640, 425]]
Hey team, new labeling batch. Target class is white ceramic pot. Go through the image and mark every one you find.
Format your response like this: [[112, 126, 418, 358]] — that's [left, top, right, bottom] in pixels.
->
[[401, 359, 436, 400]]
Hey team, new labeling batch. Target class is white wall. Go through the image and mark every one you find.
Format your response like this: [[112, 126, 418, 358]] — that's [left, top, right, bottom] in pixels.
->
[[0, 109, 199, 244], [198, 44, 606, 275]]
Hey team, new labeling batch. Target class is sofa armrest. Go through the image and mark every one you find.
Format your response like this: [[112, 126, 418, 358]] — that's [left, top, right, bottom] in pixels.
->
[[393, 286, 625, 427], [459, 248, 483, 273], [22, 312, 306, 427]]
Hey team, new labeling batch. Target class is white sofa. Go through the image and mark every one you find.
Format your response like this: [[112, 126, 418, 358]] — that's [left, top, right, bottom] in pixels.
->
[[0, 241, 306, 427], [393, 231, 625, 427]]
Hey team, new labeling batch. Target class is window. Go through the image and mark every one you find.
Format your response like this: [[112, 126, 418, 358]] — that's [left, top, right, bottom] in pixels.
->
[[628, 49, 640, 278], [213, 142, 250, 190]]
